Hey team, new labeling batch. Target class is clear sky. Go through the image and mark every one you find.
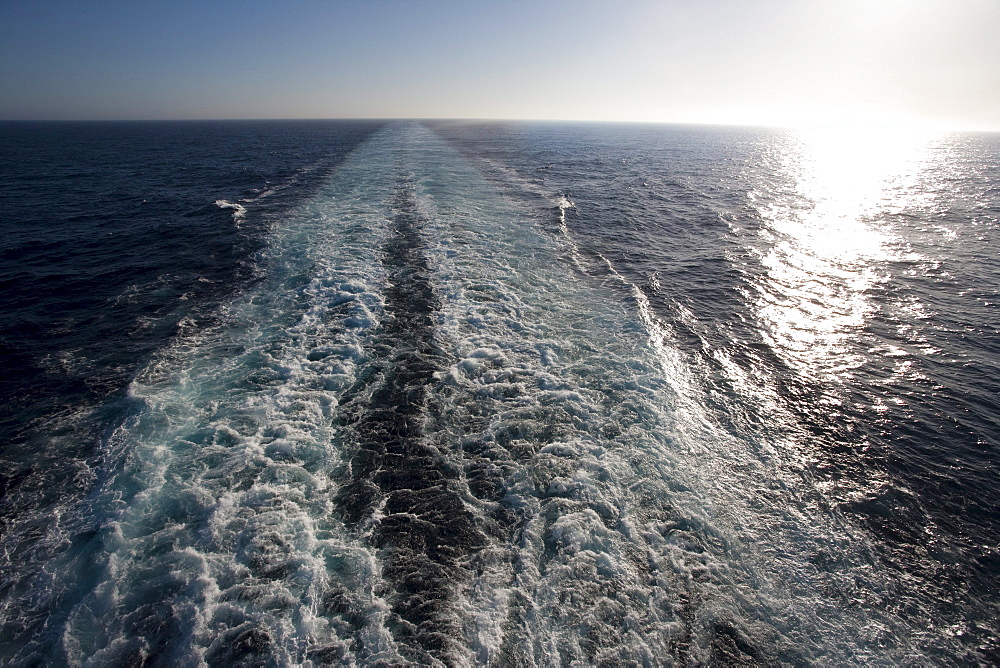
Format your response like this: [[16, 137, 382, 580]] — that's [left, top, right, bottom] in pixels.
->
[[1, 0, 997, 129]]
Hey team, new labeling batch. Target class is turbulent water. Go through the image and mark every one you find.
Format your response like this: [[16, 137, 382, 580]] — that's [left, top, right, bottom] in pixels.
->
[[1, 119, 998, 665]]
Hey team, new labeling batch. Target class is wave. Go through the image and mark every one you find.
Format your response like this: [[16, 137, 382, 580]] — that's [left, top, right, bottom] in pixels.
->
[[214, 199, 247, 222]]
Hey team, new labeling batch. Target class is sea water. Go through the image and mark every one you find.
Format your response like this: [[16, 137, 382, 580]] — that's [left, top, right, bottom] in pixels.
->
[[1, 120, 997, 664]]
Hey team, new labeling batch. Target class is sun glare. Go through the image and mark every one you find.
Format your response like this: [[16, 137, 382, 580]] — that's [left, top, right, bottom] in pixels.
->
[[753, 120, 939, 381], [795, 121, 938, 227]]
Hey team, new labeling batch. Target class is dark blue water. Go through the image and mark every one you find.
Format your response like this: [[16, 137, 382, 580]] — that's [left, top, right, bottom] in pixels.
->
[[0, 120, 383, 660], [1, 120, 997, 664]]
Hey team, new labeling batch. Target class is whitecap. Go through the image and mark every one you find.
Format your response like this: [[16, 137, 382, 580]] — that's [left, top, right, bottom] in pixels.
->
[[214, 199, 247, 222]]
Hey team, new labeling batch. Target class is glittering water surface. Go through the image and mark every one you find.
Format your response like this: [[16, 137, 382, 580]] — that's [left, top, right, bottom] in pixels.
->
[[1, 120, 998, 664]]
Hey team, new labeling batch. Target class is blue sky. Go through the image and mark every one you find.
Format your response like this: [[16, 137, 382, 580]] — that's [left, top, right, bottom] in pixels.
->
[[1, 0, 997, 129]]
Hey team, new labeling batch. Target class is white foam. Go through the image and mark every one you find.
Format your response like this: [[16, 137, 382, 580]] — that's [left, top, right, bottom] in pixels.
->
[[405, 123, 918, 663], [214, 199, 247, 222], [58, 127, 421, 665]]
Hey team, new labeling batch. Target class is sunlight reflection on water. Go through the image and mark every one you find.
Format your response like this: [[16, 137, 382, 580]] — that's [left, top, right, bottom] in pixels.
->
[[752, 124, 941, 381]]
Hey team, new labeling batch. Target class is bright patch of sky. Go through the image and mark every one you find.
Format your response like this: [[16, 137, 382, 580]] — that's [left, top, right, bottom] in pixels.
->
[[1, 0, 997, 129]]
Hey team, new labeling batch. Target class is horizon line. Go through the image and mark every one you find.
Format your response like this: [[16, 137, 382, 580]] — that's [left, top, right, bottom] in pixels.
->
[[2, 116, 997, 133]]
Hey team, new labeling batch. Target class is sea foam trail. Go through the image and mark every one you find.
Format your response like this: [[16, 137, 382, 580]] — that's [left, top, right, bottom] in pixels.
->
[[45, 128, 408, 666], [36, 123, 918, 665], [378, 124, 913, 664]]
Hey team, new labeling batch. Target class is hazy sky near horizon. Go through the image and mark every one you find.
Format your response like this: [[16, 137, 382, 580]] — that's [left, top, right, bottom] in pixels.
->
[[1, 0, 997, 129]]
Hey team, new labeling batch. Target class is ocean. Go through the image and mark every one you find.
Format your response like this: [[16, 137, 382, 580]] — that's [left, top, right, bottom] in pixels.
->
[[0, 119, 997, 665]]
